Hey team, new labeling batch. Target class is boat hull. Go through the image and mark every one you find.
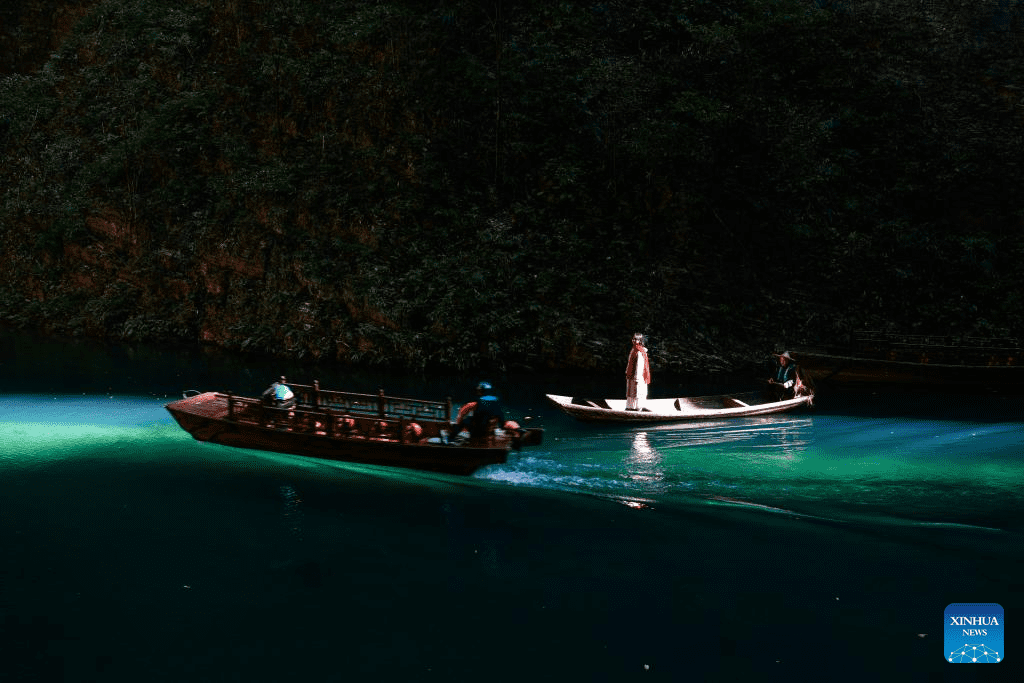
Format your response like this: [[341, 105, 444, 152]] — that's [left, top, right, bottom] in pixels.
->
[[546, 392, 812, 423]]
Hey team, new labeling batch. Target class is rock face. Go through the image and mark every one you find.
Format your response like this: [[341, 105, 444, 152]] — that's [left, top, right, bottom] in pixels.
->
[[1, 2, 97, 75], [3, 2, 1022, 373], [0, 2, 423, 366]]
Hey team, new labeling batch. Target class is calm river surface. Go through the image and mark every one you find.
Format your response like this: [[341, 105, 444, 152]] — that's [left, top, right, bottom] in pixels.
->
[[2, 329, 1021, 681]]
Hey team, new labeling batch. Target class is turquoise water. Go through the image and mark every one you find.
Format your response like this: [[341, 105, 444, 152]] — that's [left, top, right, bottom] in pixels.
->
[[490, 411, 1024, 532], [6, 392, 1020, 534], [2, 331, 1022, 681]]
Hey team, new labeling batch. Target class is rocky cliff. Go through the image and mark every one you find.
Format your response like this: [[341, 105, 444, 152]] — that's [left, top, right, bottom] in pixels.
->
[[2, 0, 1022, 374]]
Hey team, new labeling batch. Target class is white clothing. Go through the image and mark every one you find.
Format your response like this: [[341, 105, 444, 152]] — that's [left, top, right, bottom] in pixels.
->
[[625, 348, 649, 410]]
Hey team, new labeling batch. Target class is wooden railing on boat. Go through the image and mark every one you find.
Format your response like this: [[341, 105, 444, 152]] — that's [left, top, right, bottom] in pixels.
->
[[221, 382, 455, 445], [288, 382, 452, 422]]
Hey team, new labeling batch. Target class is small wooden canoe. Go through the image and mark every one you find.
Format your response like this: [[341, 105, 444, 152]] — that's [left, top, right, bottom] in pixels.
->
[[546, 391, 813, 423], [166, 382, 542, 476]]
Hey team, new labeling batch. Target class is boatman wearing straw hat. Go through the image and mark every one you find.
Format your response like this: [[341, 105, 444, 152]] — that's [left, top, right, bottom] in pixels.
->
[[625, 333, 651, 411], [768, 351, 798, 401]]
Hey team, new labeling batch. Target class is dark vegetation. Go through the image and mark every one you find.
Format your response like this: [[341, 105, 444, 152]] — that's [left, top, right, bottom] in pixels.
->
[[2, 0, 1022, 374]]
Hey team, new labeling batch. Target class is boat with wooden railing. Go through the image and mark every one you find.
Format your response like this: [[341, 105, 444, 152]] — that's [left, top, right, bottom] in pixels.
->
[[792, 332, 1023, 391], [165, 380, 543, 475]]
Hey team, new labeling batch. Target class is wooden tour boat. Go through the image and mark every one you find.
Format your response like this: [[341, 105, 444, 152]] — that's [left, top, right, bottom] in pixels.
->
[[165, 380, 543, 475], [546, 390, 813, 423]]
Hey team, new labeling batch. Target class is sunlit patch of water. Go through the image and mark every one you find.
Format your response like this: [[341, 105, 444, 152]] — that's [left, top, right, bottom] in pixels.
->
[[0, 395, 184, 469]]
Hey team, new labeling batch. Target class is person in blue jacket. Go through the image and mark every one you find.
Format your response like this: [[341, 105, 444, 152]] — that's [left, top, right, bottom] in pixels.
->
[[448, 381, 505, 442]]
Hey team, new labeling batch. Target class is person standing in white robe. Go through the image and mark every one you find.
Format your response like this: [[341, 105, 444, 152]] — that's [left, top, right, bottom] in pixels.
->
[[625, 333, 651, 410]]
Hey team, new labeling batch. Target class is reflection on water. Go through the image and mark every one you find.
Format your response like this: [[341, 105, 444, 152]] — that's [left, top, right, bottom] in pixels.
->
[[622, 431, 665, 486], [631, 416, 814, 483], [483, 409, 1024, 531], [485, 415, 821, 513], [651, 416, 813, 454], [280, 484, 304, 539]]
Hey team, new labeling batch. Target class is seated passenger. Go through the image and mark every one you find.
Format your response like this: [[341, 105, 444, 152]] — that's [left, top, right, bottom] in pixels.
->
[[262, 377, 296, 409]]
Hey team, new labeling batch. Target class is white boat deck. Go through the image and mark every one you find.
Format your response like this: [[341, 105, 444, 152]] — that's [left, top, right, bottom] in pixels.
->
[[547, 393, 811, 422]]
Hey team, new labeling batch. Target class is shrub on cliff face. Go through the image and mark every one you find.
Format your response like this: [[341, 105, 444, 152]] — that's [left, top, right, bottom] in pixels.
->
[[1, 0, 1022, 370]]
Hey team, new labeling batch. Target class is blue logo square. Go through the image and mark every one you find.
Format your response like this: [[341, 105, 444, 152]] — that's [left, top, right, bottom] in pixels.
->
[[945, 603, 1003, 663]]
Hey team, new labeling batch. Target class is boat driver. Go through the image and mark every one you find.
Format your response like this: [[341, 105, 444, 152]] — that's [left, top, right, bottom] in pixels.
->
[[448, 381, 505, 443]]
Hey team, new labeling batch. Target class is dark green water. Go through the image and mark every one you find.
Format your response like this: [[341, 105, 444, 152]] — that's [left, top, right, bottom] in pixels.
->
[[2, 330, 1021, 681]]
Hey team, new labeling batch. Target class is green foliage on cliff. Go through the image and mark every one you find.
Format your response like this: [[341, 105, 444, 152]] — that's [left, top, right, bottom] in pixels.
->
[[1, 0, 1022, 372]]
